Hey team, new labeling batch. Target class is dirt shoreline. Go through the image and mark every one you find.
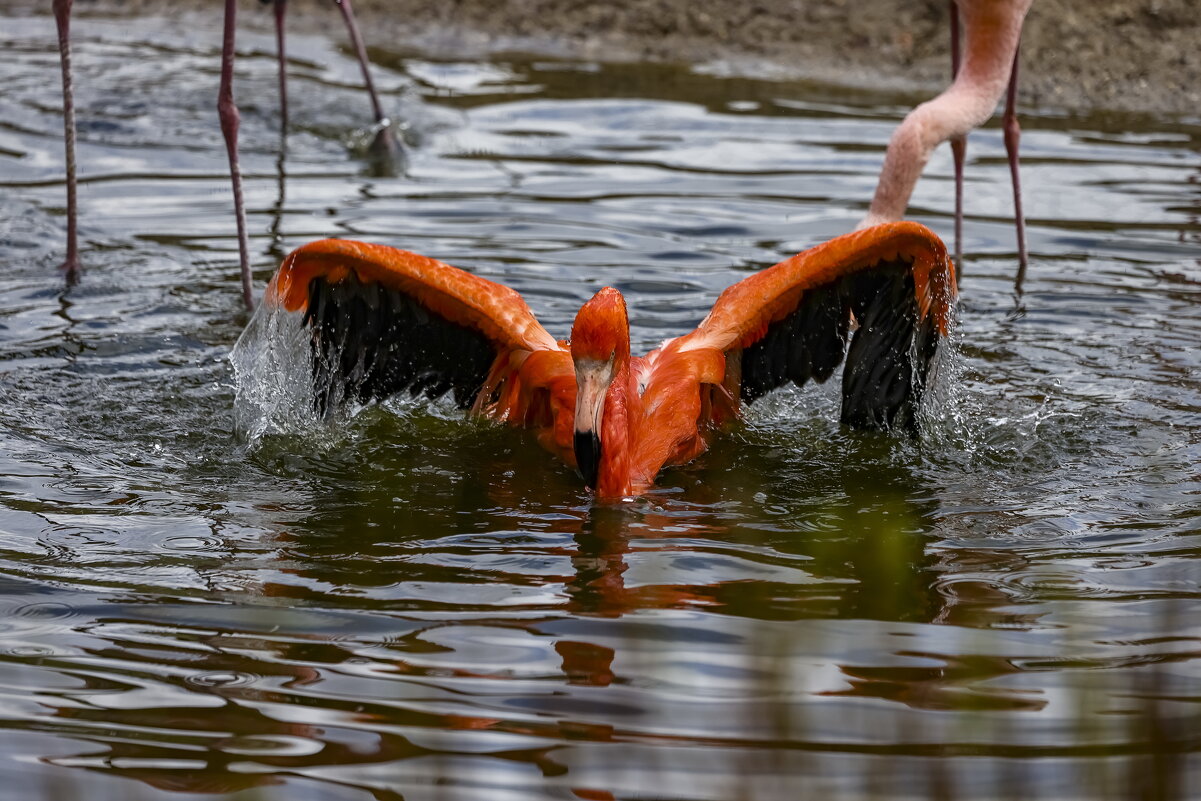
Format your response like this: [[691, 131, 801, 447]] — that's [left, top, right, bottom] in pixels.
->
[[71, 0, 1201, 117]]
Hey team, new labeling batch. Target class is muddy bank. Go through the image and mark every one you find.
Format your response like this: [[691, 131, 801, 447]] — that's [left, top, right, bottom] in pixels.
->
[[68, 0, 1201, 116]]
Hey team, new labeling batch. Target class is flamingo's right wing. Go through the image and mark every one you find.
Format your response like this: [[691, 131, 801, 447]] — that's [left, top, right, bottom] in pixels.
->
[[681, 222, 956, 432], [264, 239, 567, 417]]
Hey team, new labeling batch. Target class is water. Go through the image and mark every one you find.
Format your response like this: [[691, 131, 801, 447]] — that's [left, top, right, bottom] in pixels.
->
[[1, 9, 1199, 800]]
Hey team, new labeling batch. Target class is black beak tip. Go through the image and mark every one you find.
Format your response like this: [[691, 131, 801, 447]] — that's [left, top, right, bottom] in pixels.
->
[[573, 430, 602, 489]]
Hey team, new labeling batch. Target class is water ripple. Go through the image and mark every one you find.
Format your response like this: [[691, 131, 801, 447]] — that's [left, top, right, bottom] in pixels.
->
[[0, 8, 1198, 800]]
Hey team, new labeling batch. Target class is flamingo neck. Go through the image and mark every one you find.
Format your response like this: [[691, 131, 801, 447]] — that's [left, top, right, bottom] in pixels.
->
[[859, 0, 1030, 229], [597, 359, 635, 499]]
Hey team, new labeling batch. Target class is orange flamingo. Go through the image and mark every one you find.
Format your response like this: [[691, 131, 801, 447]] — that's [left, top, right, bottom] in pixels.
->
[[260, 221, 956, 498], [860, 0, 1032, 288], [50, 0, 399, 306]]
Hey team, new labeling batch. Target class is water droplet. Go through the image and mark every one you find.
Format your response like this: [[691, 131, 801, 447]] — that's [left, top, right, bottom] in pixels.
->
[[5, 644, 56, 657], [162, 535, 222, 552], [1009, 571, 1111, 600], [185, 671, 257, 689], [1096, 557, 1155, 570]]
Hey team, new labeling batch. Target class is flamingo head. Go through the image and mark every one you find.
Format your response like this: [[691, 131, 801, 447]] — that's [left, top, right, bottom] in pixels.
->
[[570, 287, 629, 489]]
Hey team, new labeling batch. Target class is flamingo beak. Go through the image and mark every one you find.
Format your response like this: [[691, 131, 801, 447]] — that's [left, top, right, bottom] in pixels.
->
[[574, 430, 601, 489], [573, 359, 612, 489]]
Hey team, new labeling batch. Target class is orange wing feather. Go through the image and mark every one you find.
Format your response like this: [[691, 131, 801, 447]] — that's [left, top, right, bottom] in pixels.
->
[[263, 238, 574, 442], [684, 221, 955, 354], [669, 221, 957, 433], [265, 238, 559, 354]]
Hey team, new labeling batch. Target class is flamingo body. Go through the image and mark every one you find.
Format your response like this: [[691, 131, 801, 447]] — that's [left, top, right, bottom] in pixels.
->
[[262, 223, 956, 498]]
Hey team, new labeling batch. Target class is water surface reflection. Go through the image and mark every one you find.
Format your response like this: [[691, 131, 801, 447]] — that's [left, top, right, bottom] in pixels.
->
[[0, 8, 1199, 801]]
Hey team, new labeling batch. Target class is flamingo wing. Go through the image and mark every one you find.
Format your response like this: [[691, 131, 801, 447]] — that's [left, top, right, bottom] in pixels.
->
[[682, 221, 956, 432], [264, 238, 564, 416]]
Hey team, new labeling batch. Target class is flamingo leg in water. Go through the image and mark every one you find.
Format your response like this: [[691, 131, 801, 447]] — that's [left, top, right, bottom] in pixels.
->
[[52, 0, 80, 282], [218, 0, 255, 310], [333, 0, 402, 163], [1004, 43, 1029, 293], [948, 0, 966, 282]]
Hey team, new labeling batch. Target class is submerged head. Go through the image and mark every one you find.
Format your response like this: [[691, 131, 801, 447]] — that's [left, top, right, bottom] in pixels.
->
[[570, 288, 630, 489]]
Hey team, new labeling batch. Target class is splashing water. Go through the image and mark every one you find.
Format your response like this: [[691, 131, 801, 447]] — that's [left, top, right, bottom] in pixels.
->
[[231, 301, 317, 443]]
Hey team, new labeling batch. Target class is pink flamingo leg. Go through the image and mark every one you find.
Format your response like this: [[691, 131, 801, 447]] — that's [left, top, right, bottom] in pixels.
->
[[948, 0, 966, 282], [52, 0, 80, 282], [333, 0, 401, 161], [1004, 44, 1029, 292], [274, 0, 289, 133], [218, 0, 255, 310]]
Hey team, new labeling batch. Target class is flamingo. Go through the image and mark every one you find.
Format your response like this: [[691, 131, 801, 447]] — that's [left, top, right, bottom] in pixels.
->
[[860, 0, 1032, 289], [256, 221, 956, 499], [51, 0, 400, 307]]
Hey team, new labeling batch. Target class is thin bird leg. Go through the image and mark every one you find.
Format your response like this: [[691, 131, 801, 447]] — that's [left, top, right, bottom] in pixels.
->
[[948, 0, 966, 282], [218, 0, 255, 310], [274, 0, 288, 133], [333, 0, 401, 159], [1004, 42, 1029, 293], [52, 0, 80, 282]]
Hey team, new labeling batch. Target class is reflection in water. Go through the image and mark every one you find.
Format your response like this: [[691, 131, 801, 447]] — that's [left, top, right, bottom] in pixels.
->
[[25, 459, 1199, 799], [27, 490, 941, 798], [268, 135, 289, 264], [0, 7, 1199, 801]]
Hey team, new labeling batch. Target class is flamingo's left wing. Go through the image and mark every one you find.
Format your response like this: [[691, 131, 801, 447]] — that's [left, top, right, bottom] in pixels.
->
[[681, 222, 956, 432], [264, 239, 563, 416]]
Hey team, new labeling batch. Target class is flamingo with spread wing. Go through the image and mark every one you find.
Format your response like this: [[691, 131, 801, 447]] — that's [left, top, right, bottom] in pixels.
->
[[261, 222, 956, 498]]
